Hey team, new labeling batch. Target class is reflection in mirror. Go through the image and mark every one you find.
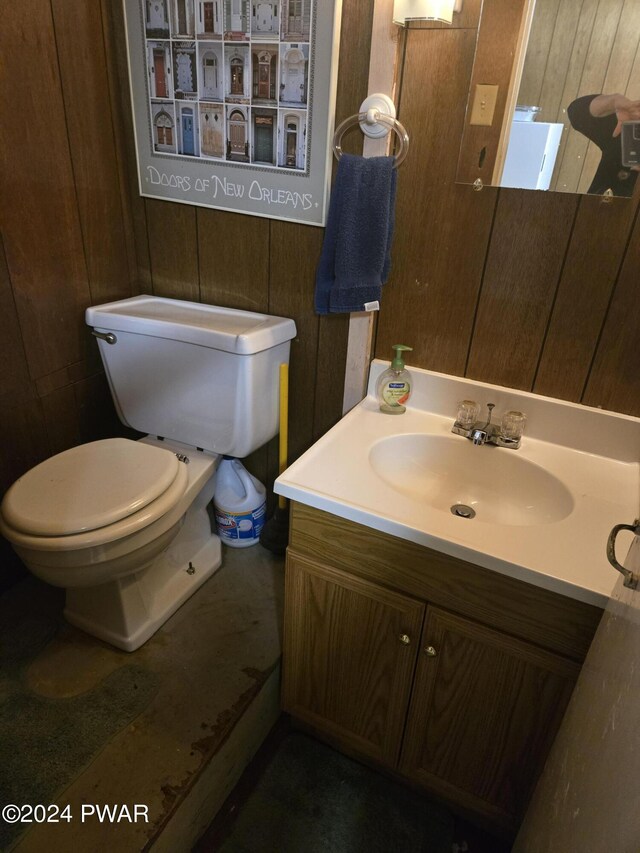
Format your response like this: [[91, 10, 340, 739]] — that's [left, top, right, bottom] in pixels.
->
[[462, 0, 640, 197]]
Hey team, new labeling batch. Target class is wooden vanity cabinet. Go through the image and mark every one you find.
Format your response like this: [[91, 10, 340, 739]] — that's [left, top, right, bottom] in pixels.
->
[[282, 502, 603, 835], [282, 552, 424, 767], [400, 606, 579, 827]]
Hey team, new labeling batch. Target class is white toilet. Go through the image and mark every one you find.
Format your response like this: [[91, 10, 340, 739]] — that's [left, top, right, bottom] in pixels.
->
[[0, 295, 296, 651]]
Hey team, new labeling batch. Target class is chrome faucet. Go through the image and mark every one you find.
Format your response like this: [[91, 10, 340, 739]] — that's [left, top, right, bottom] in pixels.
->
[[470, 403, 496, 446], [452, 402, 525, 449]]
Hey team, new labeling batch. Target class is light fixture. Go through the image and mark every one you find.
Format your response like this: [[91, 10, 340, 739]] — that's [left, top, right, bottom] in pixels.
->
[[393, 0, 463, 25]]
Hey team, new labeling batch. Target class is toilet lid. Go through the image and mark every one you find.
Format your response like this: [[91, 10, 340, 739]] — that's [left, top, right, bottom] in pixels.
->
[[2, 438, 182, 536]]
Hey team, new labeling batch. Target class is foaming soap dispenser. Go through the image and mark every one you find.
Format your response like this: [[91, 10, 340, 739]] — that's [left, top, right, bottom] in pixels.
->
[[376, 344, 413, 414]]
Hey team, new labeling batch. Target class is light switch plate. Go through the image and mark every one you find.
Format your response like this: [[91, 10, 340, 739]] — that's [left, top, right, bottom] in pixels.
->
[[469, 85, 499, 126]]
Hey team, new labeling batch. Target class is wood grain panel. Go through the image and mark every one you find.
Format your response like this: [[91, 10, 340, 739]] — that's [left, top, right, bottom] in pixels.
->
[[402, 29, 479, 187], [534, 194, 637, 401], [456, 0, 530, 186], [269, 222, 323, 461], [36, 373, 123, 460], [517, 0, 562, 109], [376, 29, 497, 376], [0, 0, 91, 379], [595, 0, 640, 99], [74, 373, 126, 444], [377, 181, 497, 376], [0, 236, 31, 401], [0, 398, 50, 497], [41, 385, 82, 457], [0, 250, 48, 495], [198, 209, 269, 311], [290, 503, 602, 661], [146, 199, 200, 300], [466, 189, 578, 390], [102, 0, 151, 291], [582, 208, 640, 416], [51, 0, 132, 304], [534, 0, 579, 123], [283, 551, 424, 766], [549, 0, 600, 191], [629, 33, 640, 100], [331, 0, 376, 154], [400, 606, 578, 828], [35, 359, 100, 399], [313, 314, 349, 438]]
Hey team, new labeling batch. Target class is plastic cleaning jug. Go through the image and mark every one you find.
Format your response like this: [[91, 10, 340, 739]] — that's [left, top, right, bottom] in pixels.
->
[[213, 457, 267, 548]]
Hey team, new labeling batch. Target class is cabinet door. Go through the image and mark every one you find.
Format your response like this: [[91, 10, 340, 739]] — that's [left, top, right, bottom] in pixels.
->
[[400, 606, 580, 830], [282, 551, 425, 767]]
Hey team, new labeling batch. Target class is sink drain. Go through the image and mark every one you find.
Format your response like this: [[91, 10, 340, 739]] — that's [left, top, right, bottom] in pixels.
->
[[451, 504, 476, 519]]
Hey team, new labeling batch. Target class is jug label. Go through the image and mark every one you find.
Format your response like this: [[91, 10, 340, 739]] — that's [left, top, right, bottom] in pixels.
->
[[215, 502, 266, 542]]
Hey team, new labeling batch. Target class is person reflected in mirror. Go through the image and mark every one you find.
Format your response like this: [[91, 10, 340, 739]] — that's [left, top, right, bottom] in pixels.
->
[[567, 93, 640, 197]]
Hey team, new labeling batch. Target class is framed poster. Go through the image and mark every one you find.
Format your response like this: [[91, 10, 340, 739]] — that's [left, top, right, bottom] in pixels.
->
[[123, 0, 342, 226]]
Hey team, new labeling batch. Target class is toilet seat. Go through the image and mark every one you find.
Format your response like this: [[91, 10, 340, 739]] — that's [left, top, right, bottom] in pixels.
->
[[0, 438, 189, 551]]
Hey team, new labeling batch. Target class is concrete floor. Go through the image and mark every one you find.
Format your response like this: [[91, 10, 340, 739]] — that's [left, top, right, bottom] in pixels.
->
[[5, 544, 284, 853]]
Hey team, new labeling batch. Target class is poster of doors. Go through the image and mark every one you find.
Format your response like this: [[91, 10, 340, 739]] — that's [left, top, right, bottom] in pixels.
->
[[124, 0, 342, 225]]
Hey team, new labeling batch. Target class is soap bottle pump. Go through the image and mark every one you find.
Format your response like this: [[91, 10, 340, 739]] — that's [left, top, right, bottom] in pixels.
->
[[376, 344, 413, 414]]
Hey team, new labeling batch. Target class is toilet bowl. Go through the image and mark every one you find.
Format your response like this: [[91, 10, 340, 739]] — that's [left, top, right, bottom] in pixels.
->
[[0, 295, 296, 651], [0, 436, 220, 651]]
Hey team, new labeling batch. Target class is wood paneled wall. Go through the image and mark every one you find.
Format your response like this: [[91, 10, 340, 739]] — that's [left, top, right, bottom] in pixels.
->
[[518, 0, 640, 192], [455, 0, 529, 187], [0, 0, 136, 498], [376, 21, 640, 418]]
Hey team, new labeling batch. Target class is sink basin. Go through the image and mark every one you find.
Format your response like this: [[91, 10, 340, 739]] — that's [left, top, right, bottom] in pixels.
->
[[276, 360, 639, 605], [369, 434, 574, 526]]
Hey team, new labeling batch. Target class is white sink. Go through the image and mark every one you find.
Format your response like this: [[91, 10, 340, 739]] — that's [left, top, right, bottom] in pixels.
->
[[275, 361, 640, 607], [369, 434, 574, 526]]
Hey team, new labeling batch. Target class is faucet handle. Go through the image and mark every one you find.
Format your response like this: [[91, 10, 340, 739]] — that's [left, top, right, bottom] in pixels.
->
[[455, 400, 479, 428], [501, 410, 526, 441]]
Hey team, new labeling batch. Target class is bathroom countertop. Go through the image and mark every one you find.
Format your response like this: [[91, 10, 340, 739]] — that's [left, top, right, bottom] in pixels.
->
[[275, 362, 640, 609]]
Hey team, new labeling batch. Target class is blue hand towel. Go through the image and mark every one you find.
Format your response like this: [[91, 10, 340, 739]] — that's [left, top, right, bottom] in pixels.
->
[[315, 154, 397, 315]]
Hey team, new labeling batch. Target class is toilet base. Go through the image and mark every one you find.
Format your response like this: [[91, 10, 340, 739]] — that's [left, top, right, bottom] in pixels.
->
[[64, 489, 222, 652]]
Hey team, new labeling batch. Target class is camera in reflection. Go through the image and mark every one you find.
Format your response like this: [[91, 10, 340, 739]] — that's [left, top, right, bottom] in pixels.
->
[[621, 121, 640, 168]]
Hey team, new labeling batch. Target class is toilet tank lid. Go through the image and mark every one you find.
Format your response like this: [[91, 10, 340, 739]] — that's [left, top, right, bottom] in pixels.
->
[[86, 296, 297, 354]]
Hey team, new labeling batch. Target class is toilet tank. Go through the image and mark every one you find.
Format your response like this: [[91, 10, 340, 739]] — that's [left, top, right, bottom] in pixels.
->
[[86, 296, 297, 458]]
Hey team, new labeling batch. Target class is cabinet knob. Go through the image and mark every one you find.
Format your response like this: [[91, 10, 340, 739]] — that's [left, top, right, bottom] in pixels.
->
[[424, 645, 438, 657], [399, 633, 411, 645]]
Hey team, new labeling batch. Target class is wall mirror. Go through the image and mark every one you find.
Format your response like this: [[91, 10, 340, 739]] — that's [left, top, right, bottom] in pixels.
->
[[456, 0, 640, 197]]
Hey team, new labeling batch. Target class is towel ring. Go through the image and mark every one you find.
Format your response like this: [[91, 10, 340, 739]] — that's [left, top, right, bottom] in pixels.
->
[[332, 94, 410, 167]]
